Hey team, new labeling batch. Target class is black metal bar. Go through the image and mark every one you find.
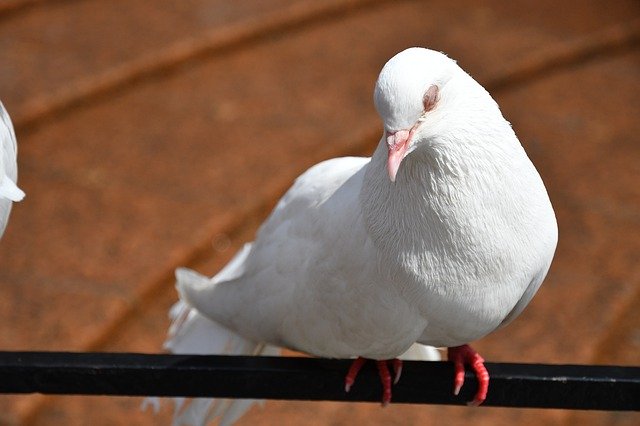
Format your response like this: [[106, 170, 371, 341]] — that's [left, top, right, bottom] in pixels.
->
[[0, 352, 638, 411]]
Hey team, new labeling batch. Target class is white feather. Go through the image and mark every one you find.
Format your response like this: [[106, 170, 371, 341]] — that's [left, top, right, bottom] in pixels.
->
[[146, 247, 281, 426], [0, 101, 24, 238]]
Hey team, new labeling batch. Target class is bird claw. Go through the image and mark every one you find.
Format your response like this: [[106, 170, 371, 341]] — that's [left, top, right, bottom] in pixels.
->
[[448, 345, 489, 404], [344, 357, 366, 393], [453, 360, 465, 395], [376, 360, 392, 406], [392, 359, 403, 384], [344, 357, 402, 405]]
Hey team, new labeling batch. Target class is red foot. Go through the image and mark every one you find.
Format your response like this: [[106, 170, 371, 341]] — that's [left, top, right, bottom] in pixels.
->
[[447, 344, 489, 406], [344, 357, 403, 405]]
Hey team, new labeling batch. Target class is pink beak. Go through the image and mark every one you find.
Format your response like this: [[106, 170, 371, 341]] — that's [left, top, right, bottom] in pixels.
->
[[386, 129, 413, 182]]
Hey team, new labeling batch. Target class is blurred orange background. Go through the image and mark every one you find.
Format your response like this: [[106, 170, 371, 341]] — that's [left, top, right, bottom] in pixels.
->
[[0, 0, 638, 424]]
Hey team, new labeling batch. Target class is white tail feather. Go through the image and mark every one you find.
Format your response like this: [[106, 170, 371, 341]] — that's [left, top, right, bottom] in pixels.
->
[[398, 343, 441, 361], [146, 267, 280, 426]]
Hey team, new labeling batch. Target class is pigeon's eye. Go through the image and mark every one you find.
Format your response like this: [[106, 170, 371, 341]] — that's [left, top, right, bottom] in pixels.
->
[[422, 85, 439, 113]]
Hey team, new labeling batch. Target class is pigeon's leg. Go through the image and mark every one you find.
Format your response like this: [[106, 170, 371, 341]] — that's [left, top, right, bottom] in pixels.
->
[[344, 358, 401, 405], [447, 344, 489, 406], [376, 360, 392, 406]]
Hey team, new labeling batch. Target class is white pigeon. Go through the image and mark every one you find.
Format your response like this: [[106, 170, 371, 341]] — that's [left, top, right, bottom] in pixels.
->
[[0, 101, 25, 238], [161, 47, 557, 424]]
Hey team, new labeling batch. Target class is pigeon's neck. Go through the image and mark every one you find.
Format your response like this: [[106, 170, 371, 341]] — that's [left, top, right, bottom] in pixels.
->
[[361, 139, 467, 245], [360, 129, 522, 276]]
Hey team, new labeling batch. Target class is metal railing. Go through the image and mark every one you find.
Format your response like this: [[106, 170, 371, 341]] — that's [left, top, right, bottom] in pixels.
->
[[1, 351, 638, 411]]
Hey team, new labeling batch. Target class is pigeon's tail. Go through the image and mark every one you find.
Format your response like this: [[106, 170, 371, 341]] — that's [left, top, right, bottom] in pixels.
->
[[144, 268, 279, 426], [399, 343, 441, 361]]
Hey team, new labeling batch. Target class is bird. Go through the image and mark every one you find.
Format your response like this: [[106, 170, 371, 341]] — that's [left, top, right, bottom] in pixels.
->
[[158, 47, 558, 425], [0, 101, 25, 238]]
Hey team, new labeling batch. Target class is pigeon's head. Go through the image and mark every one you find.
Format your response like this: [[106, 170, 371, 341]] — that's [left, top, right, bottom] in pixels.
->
[[374, 47, 460, 182]]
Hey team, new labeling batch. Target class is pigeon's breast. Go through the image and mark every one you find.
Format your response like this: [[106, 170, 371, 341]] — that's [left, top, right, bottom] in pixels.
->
[[363, 143, 557, 347]]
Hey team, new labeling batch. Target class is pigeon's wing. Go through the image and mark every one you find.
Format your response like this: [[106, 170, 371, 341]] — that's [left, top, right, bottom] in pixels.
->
[[178, 156, 373, 354]]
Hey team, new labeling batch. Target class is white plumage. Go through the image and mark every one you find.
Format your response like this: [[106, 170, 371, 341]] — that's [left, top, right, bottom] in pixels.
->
[[0, 101, 25, 238], [160, 47, 557, 424]]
